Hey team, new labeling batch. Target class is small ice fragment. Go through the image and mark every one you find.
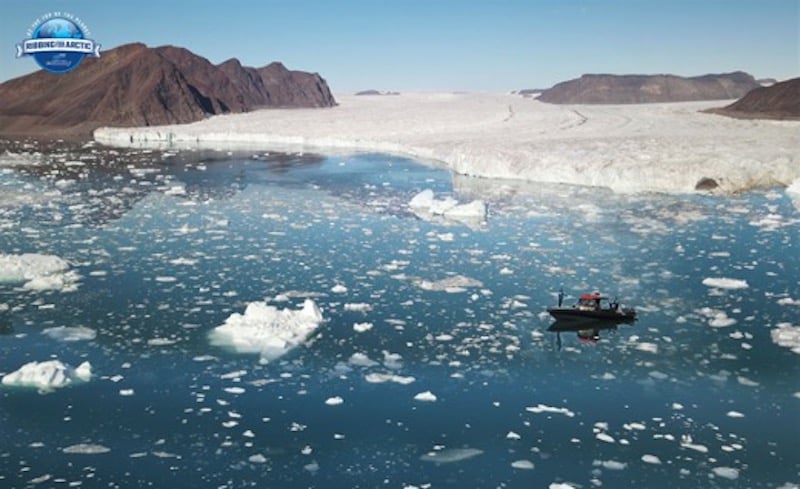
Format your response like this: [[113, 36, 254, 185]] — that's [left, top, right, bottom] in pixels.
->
[[511, 459, 535, 470], [331, 284, 348, 294], [711, 467, 739, 480], [506, 431, 521, 440], [726, 410, 745, 418], [62, 443, 110, 454], [420, 448, 482, 463], [249, 454, 267, 464], [325, 396, 344, 406], [119, 389, 135, 396], [641, 454, 662, 464], [414, 391, 437, 402], [353, 322, 373, 333], [702, 278, 748, 290], [596, 433, 615, 443]]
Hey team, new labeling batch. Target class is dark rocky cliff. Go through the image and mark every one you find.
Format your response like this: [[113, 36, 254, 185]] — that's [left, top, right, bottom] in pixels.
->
[[0, 43, 336, 138]]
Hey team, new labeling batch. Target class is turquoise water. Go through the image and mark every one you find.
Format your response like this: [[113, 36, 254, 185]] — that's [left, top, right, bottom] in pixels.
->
[[1, 151, 798, 488]]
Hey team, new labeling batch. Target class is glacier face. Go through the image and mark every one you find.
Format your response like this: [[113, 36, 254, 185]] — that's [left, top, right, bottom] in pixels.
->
[[95, 92, 800, 194]]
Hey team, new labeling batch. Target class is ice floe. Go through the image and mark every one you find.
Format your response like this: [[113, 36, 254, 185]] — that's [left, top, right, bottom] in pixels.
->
[[413, 390, 438, 402], [42, 326, 97, 342], [0, 253, 80, 292], [94, 93, 800, 194], [702, 277, 749, 290], [770, 323, 800, 354], [411, 274, 483, 293], [420, 447, 482, 463], [209, 299, 323, 363], [62, 443, 111, 454], [2, 360, 92, 392]]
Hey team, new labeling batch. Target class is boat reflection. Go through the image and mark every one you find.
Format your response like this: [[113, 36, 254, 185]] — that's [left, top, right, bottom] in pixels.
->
[[548, 317, 635, 350]]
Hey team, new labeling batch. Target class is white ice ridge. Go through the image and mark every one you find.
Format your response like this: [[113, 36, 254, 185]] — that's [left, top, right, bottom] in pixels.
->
[[209, 299, 323, 363], [0, 253, 80, 292], [94, 92, 800, 194], [2, 360, 92, 392], [788, 178, 800, 210]]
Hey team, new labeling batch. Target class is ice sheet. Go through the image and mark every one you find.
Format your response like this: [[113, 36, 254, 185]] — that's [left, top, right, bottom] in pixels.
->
[[94, 92, 800, 193], [209, 299, 323, 363]]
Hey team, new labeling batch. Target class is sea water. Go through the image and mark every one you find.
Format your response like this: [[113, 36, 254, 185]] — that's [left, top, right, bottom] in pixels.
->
[[0, 149, 798, 488]]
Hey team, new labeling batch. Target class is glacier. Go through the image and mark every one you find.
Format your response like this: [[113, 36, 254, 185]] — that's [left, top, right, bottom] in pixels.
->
[[94, 92, 800, 194]]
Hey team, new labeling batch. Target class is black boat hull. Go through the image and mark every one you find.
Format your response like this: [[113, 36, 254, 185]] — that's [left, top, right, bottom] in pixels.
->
[[547, 307, 636, 323]]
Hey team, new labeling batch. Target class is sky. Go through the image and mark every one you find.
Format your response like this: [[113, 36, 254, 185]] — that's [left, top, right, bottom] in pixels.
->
[[1, 0, 798, 91]]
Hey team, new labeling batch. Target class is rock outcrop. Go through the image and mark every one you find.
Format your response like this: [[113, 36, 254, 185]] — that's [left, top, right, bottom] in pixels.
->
[[538, 72, 760, 104], [707, 77, 800, 120], [0, 43, 336, 138]]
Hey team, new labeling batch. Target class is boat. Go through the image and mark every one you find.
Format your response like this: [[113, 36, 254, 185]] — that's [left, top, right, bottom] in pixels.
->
[[547, 292, 636, 322]]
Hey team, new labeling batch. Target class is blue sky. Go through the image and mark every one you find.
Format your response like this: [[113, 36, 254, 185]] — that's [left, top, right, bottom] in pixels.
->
[[1, 0, 798, 90]]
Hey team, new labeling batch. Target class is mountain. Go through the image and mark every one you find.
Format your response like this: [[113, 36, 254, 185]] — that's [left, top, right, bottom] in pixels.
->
[[538, 72, 760, 104], [0, 43, 336, 138], [707, 77, 800, 120]]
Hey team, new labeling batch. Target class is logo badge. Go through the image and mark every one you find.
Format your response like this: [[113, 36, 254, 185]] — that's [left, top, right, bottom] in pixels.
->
[[16, 12, 101, 74]]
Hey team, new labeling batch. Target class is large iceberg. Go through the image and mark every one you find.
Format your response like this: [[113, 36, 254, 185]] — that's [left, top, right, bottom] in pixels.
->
[[408, 189, 487, 226], [209, 299, 323, 363], [2, 360, 92, 392], [94, 92, 800, 194], [0, 253, 80, 292]]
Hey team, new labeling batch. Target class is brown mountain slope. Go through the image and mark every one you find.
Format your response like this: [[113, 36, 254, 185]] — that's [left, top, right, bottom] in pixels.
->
[[538, 72, 760, 104], [708, 77, 800, 120], [0, 43, 336, 138]]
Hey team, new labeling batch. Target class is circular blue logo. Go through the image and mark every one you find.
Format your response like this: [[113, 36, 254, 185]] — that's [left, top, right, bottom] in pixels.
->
[[32, 18, 85, 74], [16, 14, 101, 75]]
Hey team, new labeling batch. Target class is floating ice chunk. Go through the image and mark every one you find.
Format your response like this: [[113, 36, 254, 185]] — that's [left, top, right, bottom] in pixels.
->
[[420, 448, 483, 463], [42, 326, 96, 342], [549, 483, 579, 489], [353, 322, 373, 333], [412, 274, 483, 292], [726, 410, 745, 418], [209, 299, 323, 362], [62, 443, 110, 454], [525, 404, 575, 417], [702, 277, 749, 290], [408, 189, 487, 223], [119, 389, 135, 396], [414, 390, 438, 402], [511, 460, 535, 470], [364, 373, 415, 384], [594, 459, 627, 470], [0, 253, 80, 292], [344, 302, 372, 312], [641, 454, 662, 464], [680, 435, 708, 453], [698, 307, 737, 328], [2, 360, 91, 391], [777, 297, 800, 307], [331, 284, 348, 294], [249, 454, 268, 464], [349, 352, 378, 367], [711, 467, 739, 480], [506, 431, 521, 440], [596, 432, 615, 443], [771, 323, 800, 354], [325, 396, 344, 406]]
